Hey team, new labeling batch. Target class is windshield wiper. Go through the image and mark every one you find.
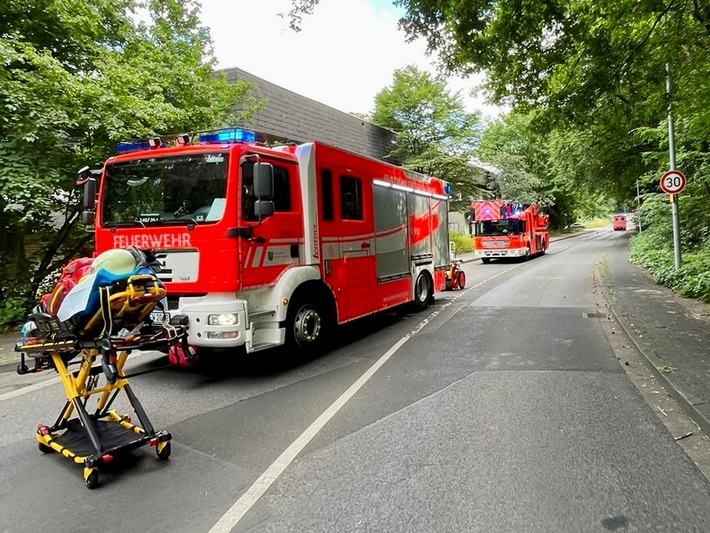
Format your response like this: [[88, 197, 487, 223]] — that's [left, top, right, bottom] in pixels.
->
[[142, 218, 197, 229], [105, 221, 146, 233]]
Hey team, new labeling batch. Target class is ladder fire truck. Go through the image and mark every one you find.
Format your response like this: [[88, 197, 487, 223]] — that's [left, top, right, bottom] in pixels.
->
[[79, 128, 451, 355], [470, 200, 549, 263]]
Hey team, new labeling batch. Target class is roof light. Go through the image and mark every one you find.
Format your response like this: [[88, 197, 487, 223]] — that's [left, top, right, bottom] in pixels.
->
[[116, 137, 163, 154], [175, 134, 190, 146], [199, 128, 257, 144], [116, 141, 151, 154]]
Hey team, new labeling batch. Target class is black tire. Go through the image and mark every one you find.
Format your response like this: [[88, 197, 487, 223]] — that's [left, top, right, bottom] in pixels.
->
[[286, 299, 329, 353], [481, 258, 491, 264], [413, 273, 433, 311], [156, 441, 171, 460], [84, 469, 99, 489], [38, 442, 52, 454]]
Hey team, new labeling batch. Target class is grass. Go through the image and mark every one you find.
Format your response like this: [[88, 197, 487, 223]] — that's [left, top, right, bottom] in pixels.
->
[[657, 365, 678, 374]]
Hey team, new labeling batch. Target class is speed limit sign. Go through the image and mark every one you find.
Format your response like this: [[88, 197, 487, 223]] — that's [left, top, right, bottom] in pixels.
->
[[660, 170, 687, 194]]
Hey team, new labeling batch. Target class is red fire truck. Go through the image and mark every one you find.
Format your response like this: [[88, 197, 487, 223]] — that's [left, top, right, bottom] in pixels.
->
[[79, 128, 450, 355], [470, 200, 549, 263], [612, 214, 627, 231]]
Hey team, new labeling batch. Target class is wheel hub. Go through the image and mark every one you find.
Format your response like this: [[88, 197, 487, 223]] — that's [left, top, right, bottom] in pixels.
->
[[416, 277, 428, 301], [294, 308, 321, 343]]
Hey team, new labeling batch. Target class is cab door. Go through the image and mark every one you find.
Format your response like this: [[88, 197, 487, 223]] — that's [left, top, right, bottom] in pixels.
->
[[329, 172, 375, 321], [238, 158, 303, 290]]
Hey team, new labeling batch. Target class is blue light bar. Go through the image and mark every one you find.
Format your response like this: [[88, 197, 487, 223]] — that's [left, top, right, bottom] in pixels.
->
[[116, 137, 162, 154], [116, 141, 152, 154], [199, 128, 257, 144]]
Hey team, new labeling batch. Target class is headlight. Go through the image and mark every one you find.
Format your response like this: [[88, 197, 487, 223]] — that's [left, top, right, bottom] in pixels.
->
[[208, 313, 238, 326]]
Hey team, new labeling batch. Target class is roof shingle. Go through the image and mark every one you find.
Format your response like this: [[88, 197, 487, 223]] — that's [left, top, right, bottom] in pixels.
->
[[222, 67, 398, 163]]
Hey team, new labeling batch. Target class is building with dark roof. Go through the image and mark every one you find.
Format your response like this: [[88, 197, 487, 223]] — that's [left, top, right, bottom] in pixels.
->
[[222, 67, 398, 163]]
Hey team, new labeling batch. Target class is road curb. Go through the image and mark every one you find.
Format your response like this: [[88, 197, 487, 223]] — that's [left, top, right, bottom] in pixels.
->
[[604, 282, 710, 439]]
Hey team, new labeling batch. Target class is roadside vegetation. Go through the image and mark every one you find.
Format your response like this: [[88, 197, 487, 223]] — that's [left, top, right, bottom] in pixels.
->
[[630, 193, 710, 303], [0, 0, 263, 327], [449, 232, 473, 256]]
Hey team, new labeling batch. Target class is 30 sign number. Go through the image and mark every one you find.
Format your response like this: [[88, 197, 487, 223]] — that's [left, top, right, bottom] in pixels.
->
[[660, 170, 687, 194]]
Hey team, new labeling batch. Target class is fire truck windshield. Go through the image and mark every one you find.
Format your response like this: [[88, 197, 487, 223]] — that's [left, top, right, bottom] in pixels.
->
[[475, 219, 526, 236], [102, 152, 228, 226]]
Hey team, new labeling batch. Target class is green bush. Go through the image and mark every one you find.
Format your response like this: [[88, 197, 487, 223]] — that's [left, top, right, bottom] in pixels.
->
[[0, 296, 29, 327], [449, 231, 473, 256], [630, 232, 710, 302]]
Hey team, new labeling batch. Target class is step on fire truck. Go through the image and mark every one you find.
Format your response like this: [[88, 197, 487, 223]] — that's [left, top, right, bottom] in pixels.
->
[[79, 128, 451, 356], [470, 200, 549, 263]]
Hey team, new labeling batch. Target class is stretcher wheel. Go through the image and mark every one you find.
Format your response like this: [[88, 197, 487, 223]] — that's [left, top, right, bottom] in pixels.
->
[[17, 363, 29, 375], [156, 441, 171, 460], [38, 442, 52, 454], [84, 468, 99, 489]]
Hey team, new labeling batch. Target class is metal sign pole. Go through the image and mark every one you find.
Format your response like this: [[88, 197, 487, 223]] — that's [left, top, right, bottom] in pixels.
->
[[666, 61, 681, 270], [636, 179, 642, 232]]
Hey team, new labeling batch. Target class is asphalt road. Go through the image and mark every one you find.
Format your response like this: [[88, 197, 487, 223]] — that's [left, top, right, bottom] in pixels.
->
[[1, 229, 709, 533]]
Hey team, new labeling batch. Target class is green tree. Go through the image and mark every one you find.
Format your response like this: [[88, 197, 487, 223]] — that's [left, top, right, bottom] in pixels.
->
[[370, 65, 484, 204], [0, 0, 261, 325], [394, 1, 710, 197]]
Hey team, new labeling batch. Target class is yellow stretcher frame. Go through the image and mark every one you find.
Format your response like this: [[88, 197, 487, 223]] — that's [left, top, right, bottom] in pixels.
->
[[16, 273, 188, 489]]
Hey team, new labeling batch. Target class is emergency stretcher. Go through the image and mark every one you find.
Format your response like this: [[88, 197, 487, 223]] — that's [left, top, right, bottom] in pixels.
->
[[15, 248, 192, 488]]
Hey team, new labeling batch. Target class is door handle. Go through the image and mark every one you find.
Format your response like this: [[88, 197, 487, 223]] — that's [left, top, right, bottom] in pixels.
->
[[361, 241, 370, 249]]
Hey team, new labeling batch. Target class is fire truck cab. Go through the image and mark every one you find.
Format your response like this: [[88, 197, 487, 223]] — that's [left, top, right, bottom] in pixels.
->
[[470, 200, 549, 263], [80, 128, 450, 355]]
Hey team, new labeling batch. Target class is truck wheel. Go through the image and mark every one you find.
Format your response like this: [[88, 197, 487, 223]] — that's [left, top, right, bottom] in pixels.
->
[[287, 300, 328, 353], [413, 273, 433, 311]]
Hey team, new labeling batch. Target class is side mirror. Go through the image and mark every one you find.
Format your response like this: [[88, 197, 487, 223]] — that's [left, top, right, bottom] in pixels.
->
[[253, 163, 274, 199], [83, 178, 96, 210], [77, 165, 101, 211], [82, 211, 95, 227], [254, 200, 274, 218]]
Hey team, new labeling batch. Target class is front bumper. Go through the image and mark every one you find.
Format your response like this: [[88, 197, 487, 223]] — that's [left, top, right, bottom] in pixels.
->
[[474, 247, 528, 259], [169, 295, 247, 348]]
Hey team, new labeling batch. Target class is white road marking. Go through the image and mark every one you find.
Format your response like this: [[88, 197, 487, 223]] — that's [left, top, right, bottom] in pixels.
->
[[0, 374, 62, 402], [0, 350, 155, 402], [208, 263, 519, 533]]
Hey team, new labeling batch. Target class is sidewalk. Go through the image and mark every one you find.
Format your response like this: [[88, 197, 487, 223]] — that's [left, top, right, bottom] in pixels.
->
[[604, 238, 710, 436], [0, 326, 21, 371]]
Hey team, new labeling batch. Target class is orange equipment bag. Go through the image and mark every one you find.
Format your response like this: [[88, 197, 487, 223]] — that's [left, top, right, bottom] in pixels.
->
[[40, 258, 94, 317]]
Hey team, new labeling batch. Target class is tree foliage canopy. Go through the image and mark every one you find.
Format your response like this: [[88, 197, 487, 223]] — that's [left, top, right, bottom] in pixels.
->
[[370, 65, 484, 203], [0, 0, 260, 324]]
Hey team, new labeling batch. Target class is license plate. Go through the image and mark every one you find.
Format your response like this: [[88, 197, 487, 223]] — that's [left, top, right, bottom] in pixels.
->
[[150, 311, 170, 324]]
